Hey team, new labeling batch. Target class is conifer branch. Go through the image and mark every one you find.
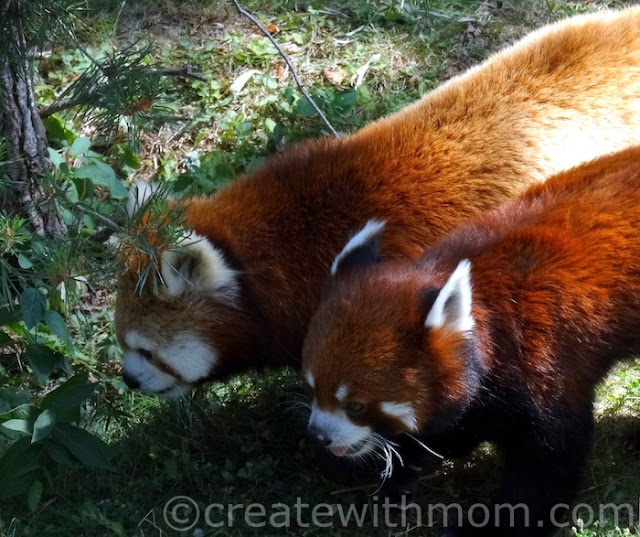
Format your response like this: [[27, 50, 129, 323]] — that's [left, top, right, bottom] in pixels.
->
[[230, 0, 339, 137], [39, 65, 205, 117]]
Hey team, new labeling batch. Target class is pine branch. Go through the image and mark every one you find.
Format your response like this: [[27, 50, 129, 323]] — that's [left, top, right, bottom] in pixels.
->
[[230, 0, 339, 138], [39, 64, 206, 118], [39, 91, 88, 118]]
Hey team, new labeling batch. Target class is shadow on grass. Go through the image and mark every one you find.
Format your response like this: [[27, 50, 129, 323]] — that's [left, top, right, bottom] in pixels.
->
[[6, 369, 639, 536]]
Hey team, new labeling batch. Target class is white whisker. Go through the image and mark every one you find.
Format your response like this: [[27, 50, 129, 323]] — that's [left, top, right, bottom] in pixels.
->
[[371, 433, 406, 487], [404, 432, 444, 459]]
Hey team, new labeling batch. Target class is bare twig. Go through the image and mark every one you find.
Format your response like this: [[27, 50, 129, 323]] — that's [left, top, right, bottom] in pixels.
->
[[39, 93, 87, 118], [30, 50, 52, 60], [39, 65, 206, 117], [230, 0, 339, 137], [75, 203, 123, 233]]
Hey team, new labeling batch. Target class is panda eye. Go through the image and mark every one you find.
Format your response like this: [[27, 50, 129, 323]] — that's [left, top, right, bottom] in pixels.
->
[[345, 402, 366, 415], [138, 349, 153, 361]]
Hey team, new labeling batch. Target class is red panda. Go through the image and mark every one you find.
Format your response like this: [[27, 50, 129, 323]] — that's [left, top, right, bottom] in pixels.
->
[[115, 8, 640, 397], [302, 146, 640, 536]]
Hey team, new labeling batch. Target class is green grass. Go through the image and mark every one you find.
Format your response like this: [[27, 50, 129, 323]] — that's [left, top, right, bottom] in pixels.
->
[[3, 0, 640, 536]]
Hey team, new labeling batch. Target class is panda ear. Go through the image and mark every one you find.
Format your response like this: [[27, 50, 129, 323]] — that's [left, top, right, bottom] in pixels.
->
[[161, 233, 238, 301], [425, 259, 474, 333], [331, 220, 385, 276], [127, 180, 158, 217]]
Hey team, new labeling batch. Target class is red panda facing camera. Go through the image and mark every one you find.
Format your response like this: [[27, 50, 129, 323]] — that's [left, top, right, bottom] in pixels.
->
[[115, 8, 640, 397], [303, 147, 640, 537]]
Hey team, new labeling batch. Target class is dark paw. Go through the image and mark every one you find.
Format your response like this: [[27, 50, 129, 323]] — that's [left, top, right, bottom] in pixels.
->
[[379, 466, 420, 509]]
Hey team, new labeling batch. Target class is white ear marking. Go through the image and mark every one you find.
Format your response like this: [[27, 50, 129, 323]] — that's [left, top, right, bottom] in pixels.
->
[[161, 232, 237, 298], [425, 259, 474, 332], [127, 180, 157, 217], [381, 402, 418, 431], [331, 220, 385, 276]]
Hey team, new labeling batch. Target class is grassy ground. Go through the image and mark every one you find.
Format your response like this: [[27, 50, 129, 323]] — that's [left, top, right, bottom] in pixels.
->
[[2, 0, 640, 536]]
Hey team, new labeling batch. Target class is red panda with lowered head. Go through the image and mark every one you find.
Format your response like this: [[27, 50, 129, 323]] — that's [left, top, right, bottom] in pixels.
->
[[302, 146, 640, 536], [115, 8, 640, 397]]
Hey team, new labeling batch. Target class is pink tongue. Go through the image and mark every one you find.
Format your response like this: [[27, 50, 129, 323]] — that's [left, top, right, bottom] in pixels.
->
[[330, 446, 349, 457]]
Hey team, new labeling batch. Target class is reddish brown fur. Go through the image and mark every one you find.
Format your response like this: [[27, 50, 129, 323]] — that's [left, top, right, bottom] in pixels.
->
[[306, 146, 640, 423], [303, 147, 640, 535], [116, 9, 640, 383]]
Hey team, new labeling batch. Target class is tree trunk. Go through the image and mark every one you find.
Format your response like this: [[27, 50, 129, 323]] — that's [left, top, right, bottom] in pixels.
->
[[0, 0, 67, 237]]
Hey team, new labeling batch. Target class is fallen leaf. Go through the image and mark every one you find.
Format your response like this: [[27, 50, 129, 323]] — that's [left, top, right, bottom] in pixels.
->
[[281, 43, 300, 54], [352, 53, 381, 89], [392, 53, 405, 70], [275, 63, 287, 83], [230, 69, 261, 94], [323, 68, 346, 86]]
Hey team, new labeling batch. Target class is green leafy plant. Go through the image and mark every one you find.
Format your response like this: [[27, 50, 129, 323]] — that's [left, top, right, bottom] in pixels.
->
[[0, 372, 114, 511], [0, 135, 127, 509]]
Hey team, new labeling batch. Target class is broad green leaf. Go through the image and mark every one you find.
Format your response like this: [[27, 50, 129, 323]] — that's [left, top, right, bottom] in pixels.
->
[[0, 403, 37, 422], [73, 161, 128, 198], [25, 344, 66, 384], [27, 479, 44, 512], [52, 423, 115, 471], [44, 116, 76, 145], [41, 372, 96, 416], [0, 418, 33, 435], [20, 287, 46, 329], [47, 147, 65, 169], [70, 137, 90, 157], [264, 118, 277, 132], [0, 437, 43, 498], [0, 436, 34, 464], [0, 470, 38, 500], [46, 440, 75, 467], [83, 214, 95, 232], [333, 90, 357, 113], [32, 409, 56, 443], [44, 310, 74, 352], [296, 96, 317, 117], [64, 180, 80, 203], [71, 177, 93, 201], [17, 253, 33, 269], [48, 283, 67, 316], [115, 144, 141, 171]]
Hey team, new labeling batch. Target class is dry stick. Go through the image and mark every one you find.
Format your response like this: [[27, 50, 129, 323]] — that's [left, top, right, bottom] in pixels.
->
[[230, 0, 339, 137], [76, 204, 122, 233]]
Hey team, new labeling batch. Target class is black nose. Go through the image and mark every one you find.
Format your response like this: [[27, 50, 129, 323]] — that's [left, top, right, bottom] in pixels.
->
[[307, 425, 331, 447], [122, 371, 140, 390]]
